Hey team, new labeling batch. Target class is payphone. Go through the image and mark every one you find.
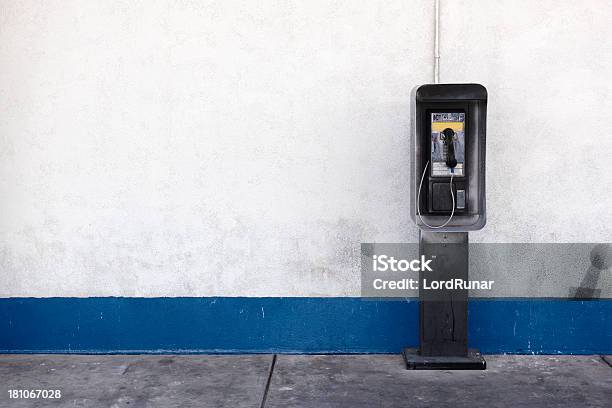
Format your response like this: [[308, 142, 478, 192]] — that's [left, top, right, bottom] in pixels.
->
[[411, 83, 487, 231], [404, 84, 487, 370]]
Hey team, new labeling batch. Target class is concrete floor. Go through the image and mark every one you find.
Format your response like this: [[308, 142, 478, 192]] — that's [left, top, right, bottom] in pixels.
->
[[0, 355, 610, 407]]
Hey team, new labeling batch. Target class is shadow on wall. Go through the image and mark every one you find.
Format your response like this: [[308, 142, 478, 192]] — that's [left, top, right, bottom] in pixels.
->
[[570, 244, 611, 299]]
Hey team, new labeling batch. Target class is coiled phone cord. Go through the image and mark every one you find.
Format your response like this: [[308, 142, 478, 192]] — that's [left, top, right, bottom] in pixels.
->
[[417, 160, 455, 229]]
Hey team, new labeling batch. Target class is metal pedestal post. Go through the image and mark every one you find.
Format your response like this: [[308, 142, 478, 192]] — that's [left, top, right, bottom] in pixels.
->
[[403, 231, 486, 370]]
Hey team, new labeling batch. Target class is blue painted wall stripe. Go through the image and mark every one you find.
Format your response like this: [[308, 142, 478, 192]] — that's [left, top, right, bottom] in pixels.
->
[[0, 298, 610, 354]]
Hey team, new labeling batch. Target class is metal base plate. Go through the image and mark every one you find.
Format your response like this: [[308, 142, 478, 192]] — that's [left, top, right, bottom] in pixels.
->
[[402, 348, 486, 370]]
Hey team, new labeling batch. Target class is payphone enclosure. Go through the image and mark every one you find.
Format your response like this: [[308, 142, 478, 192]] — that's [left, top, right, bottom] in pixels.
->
[[411, 84, 487, 232]]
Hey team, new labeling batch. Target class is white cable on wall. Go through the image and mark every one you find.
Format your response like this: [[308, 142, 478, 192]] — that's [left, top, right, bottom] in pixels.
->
[[434, 0, 440, 84]]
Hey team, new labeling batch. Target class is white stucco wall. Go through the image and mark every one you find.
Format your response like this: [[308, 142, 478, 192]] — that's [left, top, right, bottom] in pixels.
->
[[0, 1, 610, 297], [446, 0, 612, 244]]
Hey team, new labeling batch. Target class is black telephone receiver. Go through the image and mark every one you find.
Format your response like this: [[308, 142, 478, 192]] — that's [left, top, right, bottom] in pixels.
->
[[442, 128, 457, 169]]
